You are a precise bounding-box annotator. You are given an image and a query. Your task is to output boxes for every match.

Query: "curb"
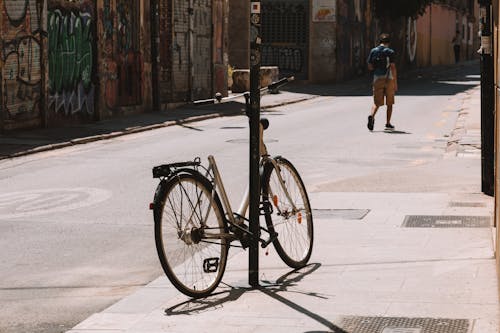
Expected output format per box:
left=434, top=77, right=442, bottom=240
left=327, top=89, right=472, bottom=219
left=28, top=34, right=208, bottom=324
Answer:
left=0, top=97, right=317, bottom=161
left=0, top=114, right=230, bottom=161
left=445, top=86, right=480, bottom=156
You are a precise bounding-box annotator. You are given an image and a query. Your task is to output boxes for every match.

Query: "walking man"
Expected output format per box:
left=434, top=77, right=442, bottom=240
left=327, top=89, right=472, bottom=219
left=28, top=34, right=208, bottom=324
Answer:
left=367, top=33, right=398, bottom=131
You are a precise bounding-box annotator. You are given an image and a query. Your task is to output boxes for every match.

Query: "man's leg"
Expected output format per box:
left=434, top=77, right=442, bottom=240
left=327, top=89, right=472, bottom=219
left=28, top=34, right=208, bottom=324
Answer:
left=385, top=79, right=395, bottom=128
left=386, top=104, right=393, bottom=124
left=368, top=79, right=385, bottom=130
left=367, top=105, right=378, bottom=131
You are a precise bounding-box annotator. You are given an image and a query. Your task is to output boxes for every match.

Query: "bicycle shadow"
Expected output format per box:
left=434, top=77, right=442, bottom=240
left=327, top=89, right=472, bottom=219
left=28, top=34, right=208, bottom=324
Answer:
left=164, top=263, right=348, bottom=333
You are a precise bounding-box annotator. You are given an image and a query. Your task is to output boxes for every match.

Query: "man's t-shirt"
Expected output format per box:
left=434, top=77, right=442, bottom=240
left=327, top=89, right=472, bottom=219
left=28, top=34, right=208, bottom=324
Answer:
left=367, top=45, right=396, bottom=81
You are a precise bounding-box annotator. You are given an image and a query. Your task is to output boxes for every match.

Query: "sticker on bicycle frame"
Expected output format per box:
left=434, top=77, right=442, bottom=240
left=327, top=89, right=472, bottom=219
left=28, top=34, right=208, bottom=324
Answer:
left=251, top=2, right=260, bottom=14
left=203, top=258, right=220, bottom=273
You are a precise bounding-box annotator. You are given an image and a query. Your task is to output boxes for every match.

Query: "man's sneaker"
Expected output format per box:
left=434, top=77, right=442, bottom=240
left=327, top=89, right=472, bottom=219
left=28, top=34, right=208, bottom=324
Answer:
left=367, top=115, right=374, bottom=131
left=385, top=123, right=395, bottom=131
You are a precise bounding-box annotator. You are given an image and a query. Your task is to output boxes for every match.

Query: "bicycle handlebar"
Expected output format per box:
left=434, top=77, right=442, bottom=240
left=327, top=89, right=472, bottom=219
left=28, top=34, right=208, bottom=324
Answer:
left=193, top=76, right=294, bottom=106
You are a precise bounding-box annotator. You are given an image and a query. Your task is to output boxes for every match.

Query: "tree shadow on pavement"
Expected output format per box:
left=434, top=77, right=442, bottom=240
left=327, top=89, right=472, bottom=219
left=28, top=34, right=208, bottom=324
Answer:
left=164, top=263, right=347, bottom=332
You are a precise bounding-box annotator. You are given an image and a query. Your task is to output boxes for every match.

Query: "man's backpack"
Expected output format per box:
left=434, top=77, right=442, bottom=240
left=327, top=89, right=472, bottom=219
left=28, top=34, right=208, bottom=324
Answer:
left=372, top=46, right=390, bottom=71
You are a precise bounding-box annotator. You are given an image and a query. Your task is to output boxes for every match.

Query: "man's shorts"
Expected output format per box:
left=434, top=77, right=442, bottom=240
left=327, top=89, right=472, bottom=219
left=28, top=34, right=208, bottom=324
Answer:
left=373, top=78, right=395, bottom=106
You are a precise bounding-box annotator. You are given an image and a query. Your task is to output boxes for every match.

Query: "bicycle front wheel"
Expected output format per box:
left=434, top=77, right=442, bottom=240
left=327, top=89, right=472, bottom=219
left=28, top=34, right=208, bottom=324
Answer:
left=262, top=157, right=313, bottom=268
left=153, top=172, right=228, bottom=298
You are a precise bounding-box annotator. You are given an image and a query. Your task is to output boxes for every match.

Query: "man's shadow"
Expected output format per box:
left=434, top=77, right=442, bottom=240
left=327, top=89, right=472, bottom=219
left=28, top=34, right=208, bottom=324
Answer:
left=164, top=263, right=347, bottom=333
left=372, top=129, right=411, bottom=134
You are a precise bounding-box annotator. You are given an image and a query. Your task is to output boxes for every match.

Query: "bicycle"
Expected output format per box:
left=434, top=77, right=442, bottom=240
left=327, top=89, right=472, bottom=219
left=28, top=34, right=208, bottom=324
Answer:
left=150, top=79, right=314, bottom=298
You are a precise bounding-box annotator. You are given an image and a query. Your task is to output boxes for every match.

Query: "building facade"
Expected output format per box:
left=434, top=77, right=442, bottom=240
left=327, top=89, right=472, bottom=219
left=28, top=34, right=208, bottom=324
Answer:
left=491, top=0, right=500, bottom=287
left=416, top=1, right=479, bottom=67
left=228, top=0, right=479, bottom=84
left=0, top=0, right=228, bottom=131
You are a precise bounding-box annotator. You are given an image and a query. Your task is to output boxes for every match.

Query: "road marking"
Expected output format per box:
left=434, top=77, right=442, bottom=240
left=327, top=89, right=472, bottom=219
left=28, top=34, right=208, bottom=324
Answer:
left=0, top=188, right=112, bottom=219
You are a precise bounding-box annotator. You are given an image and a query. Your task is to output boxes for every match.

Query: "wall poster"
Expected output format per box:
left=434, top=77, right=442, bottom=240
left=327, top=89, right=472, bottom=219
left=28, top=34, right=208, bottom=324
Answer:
left=312, top=0, right=336, bottom=22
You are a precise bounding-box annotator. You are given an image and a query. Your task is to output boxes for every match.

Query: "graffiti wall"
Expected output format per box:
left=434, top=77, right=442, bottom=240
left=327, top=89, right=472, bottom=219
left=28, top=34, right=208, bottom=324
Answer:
left=115, top=0, right=142, bottom=106
left=1, top=0, right=43, bottom=130
left=213, top=0, right=227, bottom=96
left=192, top=0, right=212, bottom=100
left=47, top=1, right=95, bottom=119
left=171, top=0, right=190, bottom=101
left=157, top=0, right=172, bottom=103
left=159, top=0, right=216, bottom=102
left=331, top=0, right=373, bottom=81
left=98, top=0, right=142, bottom=114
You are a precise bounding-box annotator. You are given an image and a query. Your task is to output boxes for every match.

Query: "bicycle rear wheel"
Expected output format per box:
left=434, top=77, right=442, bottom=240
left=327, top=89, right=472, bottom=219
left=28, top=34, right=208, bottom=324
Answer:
left=262, top=157, right=313, bottom=268
left=153, top=172, right=228, bottom=298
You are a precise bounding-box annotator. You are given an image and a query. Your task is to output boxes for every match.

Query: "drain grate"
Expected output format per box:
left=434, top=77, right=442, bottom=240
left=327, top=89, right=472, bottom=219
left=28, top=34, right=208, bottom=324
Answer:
left=339, top=316, right=470, bottom=333
left=402, top=215, right=491, bottom=228
left=448, top=202, right=486, bottom=208
left=312, top=209, right=370, bottom=220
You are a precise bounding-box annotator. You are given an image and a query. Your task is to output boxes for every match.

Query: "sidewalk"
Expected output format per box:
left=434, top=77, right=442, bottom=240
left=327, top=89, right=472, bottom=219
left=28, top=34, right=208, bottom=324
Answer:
left=66, top=65, right=498, bottom=333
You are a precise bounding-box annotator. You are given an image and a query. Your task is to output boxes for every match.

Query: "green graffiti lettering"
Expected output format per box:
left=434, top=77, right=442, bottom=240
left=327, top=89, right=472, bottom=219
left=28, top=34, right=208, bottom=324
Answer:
left=48, top=9, right=94, bottom=94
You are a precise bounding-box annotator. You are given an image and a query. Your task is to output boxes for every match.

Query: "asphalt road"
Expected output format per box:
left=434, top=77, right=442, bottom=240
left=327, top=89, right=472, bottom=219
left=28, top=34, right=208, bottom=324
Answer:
left=0, top=63, right=480, bottom=333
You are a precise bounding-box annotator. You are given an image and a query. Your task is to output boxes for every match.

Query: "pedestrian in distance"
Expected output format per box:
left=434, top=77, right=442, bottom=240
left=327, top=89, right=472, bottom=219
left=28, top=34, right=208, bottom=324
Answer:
left=367, top=33, right=398, bottom=132
left=452, top=30, right=461, bottom=63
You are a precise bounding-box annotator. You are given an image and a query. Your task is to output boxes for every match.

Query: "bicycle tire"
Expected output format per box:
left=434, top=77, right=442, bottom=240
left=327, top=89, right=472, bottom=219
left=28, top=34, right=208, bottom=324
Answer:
left=153, top=172, right=228, bottom=298
left=262, top=157, right=313, bottom=268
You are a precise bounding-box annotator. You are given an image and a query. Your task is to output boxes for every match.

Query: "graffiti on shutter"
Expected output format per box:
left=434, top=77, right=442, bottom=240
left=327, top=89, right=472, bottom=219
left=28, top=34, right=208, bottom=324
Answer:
left=171, top=0, right=190, bottom=101
left=158, top=0, right=173, bottom=102
left=192, top=0, right=212, bottom=100
left=1, top=0, right=42, bottom=129
left=115, top=0, right=142, bottom=106
left=47, top=3, right=96, bottom=117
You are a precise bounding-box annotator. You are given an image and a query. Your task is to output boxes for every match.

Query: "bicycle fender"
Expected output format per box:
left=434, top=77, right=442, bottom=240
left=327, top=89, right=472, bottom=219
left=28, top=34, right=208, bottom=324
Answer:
left=152, top=167, right=208, bottom=209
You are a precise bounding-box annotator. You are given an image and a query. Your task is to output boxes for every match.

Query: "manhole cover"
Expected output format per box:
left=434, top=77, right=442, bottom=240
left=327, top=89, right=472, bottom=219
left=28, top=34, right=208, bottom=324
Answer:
left=312, top=209, right=370, bottom=220
left=448, top=202, right=486, bottom=208
left=226, top=138, right=278, bottom=144
left=339, top=316, right=470, bottom=333
left=402, top=215, right=491, bottom=228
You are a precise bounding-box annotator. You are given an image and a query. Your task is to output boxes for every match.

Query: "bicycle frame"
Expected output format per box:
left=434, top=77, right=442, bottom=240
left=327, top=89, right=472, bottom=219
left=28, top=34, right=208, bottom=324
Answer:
left=206, top=123, right=299, bottom=229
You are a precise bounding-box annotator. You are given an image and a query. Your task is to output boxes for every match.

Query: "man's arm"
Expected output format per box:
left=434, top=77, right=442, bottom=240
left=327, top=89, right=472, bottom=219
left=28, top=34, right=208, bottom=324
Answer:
left=390, top=63, right=398, bottom=91
left=367, top=50, right=374, bottom=71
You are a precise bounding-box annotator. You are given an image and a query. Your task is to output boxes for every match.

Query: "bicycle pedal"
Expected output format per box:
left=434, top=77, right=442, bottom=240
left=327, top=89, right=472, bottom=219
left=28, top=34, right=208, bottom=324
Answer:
left=203, top=258, right=219, bottom=273
left=259, top=201, right=273, bottom=215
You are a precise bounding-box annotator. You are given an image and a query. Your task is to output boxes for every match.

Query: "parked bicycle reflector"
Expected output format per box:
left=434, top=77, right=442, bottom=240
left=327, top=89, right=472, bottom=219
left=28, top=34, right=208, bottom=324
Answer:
left=273, top=195, right=278, bottom=207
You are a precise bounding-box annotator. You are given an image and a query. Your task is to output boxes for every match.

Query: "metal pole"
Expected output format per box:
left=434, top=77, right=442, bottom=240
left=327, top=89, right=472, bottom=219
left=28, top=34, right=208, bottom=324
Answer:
left=248, top=1, right=261, bottom=287
left=479, top=0, right=494, bottom=196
